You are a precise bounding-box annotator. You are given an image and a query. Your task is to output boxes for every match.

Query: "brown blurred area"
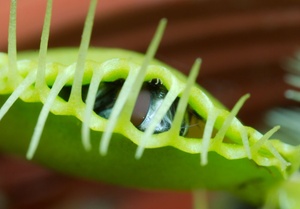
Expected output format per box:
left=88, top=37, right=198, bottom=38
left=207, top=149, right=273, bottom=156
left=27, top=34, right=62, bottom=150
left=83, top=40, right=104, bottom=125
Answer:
left=0, top=0, right=300, bottom=208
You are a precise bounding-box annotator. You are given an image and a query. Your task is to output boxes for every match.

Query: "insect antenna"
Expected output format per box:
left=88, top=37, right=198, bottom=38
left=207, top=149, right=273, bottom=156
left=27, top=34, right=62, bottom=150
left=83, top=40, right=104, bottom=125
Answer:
left=100, top=19, right=167, bottom=156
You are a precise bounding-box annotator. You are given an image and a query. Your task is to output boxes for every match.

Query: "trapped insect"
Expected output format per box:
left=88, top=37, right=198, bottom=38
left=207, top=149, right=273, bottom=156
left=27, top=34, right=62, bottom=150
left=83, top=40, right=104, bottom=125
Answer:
left=0, top=0, right=300, bottom=208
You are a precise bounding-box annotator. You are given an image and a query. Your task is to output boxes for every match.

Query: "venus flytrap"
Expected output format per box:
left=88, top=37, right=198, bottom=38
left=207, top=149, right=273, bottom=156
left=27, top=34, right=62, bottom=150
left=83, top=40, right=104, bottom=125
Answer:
left=1, top=0, right=300, bottom=208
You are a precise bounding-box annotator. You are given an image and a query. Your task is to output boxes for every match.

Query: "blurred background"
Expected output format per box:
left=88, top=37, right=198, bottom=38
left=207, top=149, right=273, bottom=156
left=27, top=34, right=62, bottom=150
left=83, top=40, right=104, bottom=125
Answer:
left=0, top=0, right=300, bottom=208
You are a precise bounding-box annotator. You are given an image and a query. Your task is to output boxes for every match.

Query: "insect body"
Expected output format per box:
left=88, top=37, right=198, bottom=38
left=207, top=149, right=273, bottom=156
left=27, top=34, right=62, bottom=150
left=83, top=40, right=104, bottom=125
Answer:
left=0, top=0, right=300, bottom=208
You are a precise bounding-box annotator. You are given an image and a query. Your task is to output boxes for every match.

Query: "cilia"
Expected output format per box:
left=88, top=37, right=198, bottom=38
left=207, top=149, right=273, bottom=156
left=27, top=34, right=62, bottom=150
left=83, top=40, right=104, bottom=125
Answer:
left=0, top=0, right=300, bottom=208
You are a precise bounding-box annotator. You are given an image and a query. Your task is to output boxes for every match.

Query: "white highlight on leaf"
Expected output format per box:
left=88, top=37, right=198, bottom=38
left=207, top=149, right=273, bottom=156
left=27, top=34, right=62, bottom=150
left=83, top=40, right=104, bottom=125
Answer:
left=0, top=72, right=36, bottom=121
left=26, top=71, right=70, bottom=160
left=69, top=0, right=97, bottom=104
left=100, top=19, right=167, bottom=156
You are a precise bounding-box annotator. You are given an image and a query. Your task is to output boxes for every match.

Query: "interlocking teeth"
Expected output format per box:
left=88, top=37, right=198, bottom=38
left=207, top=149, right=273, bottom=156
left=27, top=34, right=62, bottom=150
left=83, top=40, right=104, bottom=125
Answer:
left=99, top=19, right=167, bottom=156
left=201, top=94, right=251, bottom=166
left=0, top=0, right=290, bottom=173
left=135, top=59, right=201, bottom=159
